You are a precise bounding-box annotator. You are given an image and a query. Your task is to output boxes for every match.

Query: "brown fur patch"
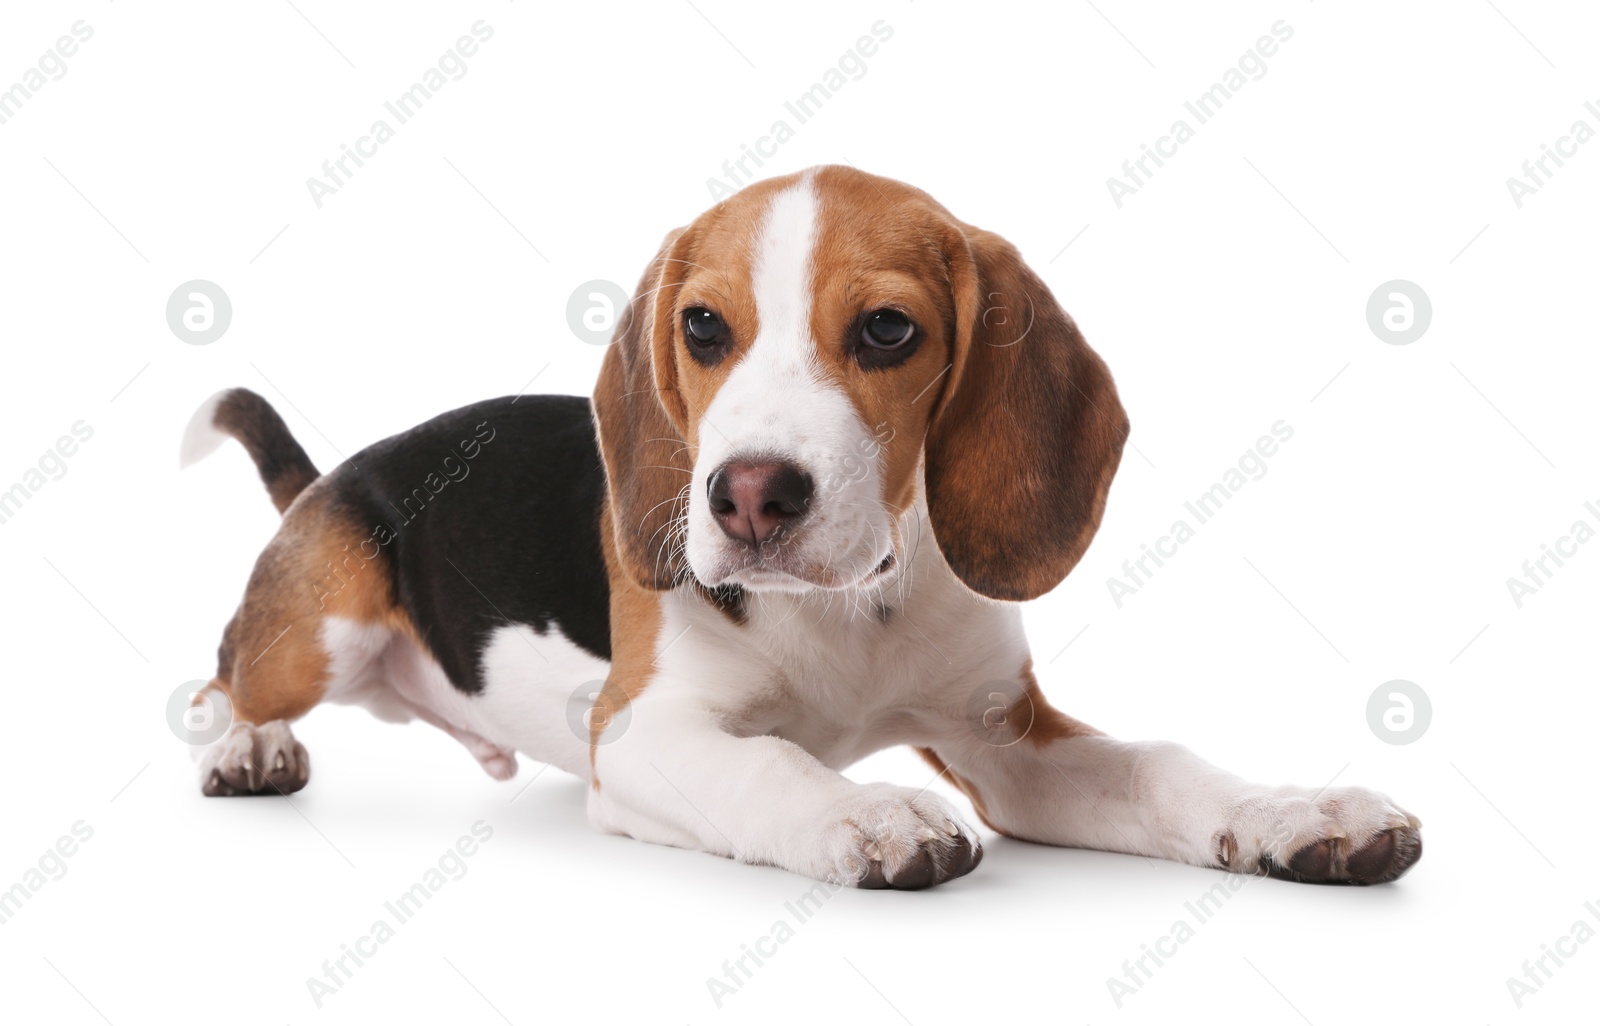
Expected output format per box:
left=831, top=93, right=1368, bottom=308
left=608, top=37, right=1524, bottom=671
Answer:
left=926, top=220, right=1129, bottom=601
left=590, top=495, right=667, bottom=779
left=1015, top=659, right=1102, bottom=748
left=916, top=747, right=1008, bottom=836
left=806, top=168, right=962, bottom=521
left=211, top=488, right=409, bottom=725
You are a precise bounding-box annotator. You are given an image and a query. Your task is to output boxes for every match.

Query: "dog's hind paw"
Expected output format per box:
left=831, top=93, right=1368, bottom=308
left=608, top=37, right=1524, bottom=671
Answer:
left=200, top=720, right=310, bottom=796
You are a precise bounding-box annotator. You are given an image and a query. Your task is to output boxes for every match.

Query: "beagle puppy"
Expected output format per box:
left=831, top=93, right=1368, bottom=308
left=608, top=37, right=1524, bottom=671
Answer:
left=181, top=165, right=1421, bottom=889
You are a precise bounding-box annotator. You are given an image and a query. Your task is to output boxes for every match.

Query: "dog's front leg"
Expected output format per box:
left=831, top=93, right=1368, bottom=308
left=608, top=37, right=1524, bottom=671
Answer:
left=922, top=693, right=1422, bottom=884
left=587, top=686, right=982, bottom=889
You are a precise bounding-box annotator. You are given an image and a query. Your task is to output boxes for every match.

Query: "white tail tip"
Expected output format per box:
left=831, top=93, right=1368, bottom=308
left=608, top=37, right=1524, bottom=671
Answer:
left=179, top=390, right=231, bottom=469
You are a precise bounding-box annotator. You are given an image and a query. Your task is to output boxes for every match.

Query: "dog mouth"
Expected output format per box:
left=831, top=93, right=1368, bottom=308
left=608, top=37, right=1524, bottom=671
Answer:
left=712, top=547, right=897, bottom=593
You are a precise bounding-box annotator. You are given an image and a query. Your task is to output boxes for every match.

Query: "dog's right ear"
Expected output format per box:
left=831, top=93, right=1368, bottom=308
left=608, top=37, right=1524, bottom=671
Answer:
left=593, top=227, right=698, bottom=590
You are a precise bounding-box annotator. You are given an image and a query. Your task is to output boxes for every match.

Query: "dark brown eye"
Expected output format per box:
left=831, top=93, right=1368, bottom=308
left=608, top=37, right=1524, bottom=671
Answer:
left=683, top=307, right=729, bottom=364
left=863, top=309, right=914, bottom=349
left=854, top=309, right=919, bottom=368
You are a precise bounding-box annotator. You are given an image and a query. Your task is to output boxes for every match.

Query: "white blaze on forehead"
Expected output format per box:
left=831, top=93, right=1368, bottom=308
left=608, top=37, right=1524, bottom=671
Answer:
left=750, top=177, right=819, bottom=352
left=697, top=177, right=832, bottom=454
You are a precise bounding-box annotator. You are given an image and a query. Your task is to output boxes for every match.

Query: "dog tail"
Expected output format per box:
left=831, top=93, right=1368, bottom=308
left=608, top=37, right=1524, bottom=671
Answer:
left=180, top=388, right=320, bottom=514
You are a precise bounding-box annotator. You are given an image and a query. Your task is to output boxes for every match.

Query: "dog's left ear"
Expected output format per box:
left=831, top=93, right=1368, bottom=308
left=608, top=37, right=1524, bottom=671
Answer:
left=924, top=225, right=1129, bottom=601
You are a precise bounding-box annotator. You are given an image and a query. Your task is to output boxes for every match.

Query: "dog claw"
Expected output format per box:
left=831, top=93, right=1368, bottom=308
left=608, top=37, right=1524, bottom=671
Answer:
left=200, top=721, right=310, bottom=797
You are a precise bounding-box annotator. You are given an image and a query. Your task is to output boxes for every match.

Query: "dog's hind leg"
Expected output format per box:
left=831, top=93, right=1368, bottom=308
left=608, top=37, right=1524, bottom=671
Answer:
left=196, top=597, right=325, bottom=798
left=194, top=492, right=400, bottom=797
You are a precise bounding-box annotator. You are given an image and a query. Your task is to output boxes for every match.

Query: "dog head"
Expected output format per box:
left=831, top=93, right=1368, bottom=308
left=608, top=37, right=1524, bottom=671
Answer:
left=593, top=166, right=1128, bottom=602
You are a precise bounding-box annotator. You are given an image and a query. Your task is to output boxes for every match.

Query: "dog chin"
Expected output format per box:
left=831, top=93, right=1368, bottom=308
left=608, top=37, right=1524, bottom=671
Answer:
left=722, top=568, right=819, bottom=594
left=693, top=546, right=898, bottom=595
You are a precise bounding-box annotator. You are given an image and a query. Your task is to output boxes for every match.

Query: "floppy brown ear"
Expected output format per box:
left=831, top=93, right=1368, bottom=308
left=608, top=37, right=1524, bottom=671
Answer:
left=592, top=228, right=696, bottom=590
left=924, top=226, right=1129, bottom=601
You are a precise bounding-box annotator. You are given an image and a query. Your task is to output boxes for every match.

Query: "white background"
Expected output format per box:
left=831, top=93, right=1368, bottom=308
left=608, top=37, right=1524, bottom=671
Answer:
left=1, top=1, right=1596, bottom=1023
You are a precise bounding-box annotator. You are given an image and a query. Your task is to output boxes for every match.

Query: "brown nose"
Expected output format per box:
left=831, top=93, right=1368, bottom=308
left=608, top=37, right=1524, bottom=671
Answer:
left=707, top=459, right=814, bottom=546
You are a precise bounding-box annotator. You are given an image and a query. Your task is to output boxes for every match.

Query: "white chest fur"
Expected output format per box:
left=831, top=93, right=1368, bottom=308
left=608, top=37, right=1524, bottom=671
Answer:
left=649, top=527, right=1029, bottom=770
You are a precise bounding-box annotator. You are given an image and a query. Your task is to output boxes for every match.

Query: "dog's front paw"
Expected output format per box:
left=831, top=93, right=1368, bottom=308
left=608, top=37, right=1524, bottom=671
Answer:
left=200, top=720, right=310, bottom=796
left=818, top=785, right=982, bottom=890
left=1215, top=785, right=1421, bottom=885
